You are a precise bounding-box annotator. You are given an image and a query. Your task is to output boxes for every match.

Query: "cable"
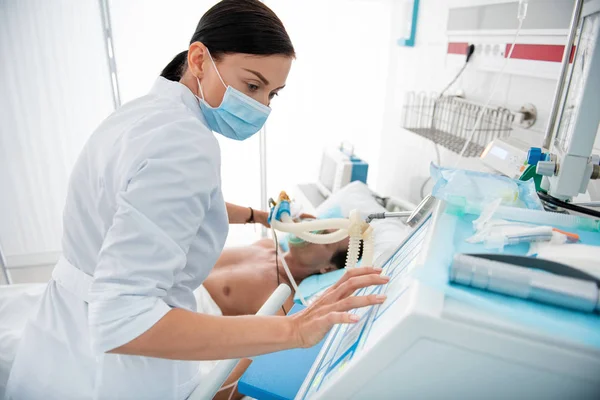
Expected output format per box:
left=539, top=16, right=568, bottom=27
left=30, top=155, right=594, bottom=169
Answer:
left=420, top=141, right=442, bottom=200
left=439, top=44, right=475, bottom=98
left=216, top=381, right=239, bottom=394
left=438, top=63, right=467, bottom=98
left=572, top=201, right=600, bottom=208
left=453, top=18, right=525, bottom=168
left=272, top=229, right=287, bottom=315
left=227, top=381, right=238, bottom=400
left=420, top=45, right=474, bottom=200
left=373, top=194, right=390, bottom=208
left=537, top=191, right=600, bottom=218
left=271, top=225, right=307, bottom=306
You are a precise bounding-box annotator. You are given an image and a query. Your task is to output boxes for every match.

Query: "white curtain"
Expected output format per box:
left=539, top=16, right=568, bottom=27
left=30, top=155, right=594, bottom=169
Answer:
left=0, top=0, right=115, bottom=267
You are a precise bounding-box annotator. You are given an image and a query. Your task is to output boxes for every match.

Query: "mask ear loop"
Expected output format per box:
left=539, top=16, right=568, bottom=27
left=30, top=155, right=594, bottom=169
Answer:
left=195, top=77, right=205, bottom=101
left=195, top=47, right=226, bottom=102
left=205, top=48, right=227, bottom=88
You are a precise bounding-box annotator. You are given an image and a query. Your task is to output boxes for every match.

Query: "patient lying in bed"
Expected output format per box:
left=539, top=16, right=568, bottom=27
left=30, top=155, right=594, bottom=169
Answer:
left=198, top=233, right=360, bottom=400
left=0, top=236, right=360, bottom=400
left=200, top=232, right=360, bottom=317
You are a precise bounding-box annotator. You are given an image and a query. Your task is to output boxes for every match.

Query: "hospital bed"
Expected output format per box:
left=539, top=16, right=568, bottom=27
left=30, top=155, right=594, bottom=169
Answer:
left=0, top=182, right=409, bottom=399
left=239, top=190, right=600, bottom=399
left=0, top=283, right=46, bottom=397
left=0, top=283, right=227, bottom=398
left=0, top=282, right=285, bottom=400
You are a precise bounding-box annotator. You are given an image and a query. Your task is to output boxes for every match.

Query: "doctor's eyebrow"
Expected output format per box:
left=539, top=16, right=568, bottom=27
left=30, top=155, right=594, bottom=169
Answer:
left=242, top=68, right=270, bottom=85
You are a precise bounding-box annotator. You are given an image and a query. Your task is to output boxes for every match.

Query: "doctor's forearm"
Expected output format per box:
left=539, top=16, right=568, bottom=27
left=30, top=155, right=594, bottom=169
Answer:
left=225, top=202, right=253, bottom=224
left=110, top=308, right=297, bottom=360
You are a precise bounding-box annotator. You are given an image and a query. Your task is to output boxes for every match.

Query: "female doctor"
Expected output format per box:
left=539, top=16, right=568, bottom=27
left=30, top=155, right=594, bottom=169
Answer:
left=6, top=1, right=388, bottom=399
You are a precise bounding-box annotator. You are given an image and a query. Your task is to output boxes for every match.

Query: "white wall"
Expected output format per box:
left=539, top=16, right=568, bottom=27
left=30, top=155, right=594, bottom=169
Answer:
left=375, top=0, right=599, bottom=205
left=109, top=0, right=394, bottom=243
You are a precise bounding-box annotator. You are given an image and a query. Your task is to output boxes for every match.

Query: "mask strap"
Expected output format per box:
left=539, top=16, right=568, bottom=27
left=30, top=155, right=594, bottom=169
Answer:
left=196, top=77, right=205, bottom=100
left=205, top=48, right=227, bottom=88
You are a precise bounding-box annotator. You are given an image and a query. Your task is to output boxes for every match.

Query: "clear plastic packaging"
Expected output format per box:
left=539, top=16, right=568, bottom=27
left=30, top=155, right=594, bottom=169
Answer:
left=488, top=207, right=599, bottom=232
left=447, top=201, right=600, bottom=232
left=518, top=0, right=529, bottom=21
left=431, top=164, right=544, bottom=211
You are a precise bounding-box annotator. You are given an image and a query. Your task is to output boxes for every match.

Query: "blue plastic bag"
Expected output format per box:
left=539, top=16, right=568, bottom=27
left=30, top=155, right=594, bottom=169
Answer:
left=431, top=164, right=543, bottom=210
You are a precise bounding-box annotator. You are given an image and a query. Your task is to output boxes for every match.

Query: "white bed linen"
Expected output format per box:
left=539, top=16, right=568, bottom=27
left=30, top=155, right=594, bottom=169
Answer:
left=0, top=283, right=224, bottom=398
left=0, top=283, right=47, bottom=398
left=315, top=181, right=412, bottom=265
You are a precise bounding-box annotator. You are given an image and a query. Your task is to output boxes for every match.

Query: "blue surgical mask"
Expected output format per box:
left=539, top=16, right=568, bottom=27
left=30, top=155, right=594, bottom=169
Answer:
left=195, top=50, right=271, bottom=140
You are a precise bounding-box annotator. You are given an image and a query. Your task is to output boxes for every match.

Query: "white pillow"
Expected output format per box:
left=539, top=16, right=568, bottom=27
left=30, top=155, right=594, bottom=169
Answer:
left=294, top=182, right=413, bottom=303
left=315, top=181, right=412, bottom=266
left=315, top=181, right=385, bottom=219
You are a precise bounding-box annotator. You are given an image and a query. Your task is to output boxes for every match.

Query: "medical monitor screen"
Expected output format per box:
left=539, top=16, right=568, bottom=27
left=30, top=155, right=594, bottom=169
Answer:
left=489, top=146, right=508, bottom=160
left=298, top=216, right=431, bottom=400
left=319, top=153, right=337, bottom=193
left=555, top=11, right=599, bottom=152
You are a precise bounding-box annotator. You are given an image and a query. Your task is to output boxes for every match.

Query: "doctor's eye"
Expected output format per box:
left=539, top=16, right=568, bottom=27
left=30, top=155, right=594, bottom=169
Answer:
left=269, top=92, right=279, bottom=100
left=247, top=83, right=259, bottom=92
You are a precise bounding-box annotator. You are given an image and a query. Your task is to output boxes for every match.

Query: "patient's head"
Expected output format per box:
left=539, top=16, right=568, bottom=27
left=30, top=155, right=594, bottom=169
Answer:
left=287, top=230, right=363, bottom=276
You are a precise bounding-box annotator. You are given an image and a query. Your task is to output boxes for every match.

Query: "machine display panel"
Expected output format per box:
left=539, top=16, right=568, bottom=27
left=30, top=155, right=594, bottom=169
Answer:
left=298, top=216, right=431, bottom=400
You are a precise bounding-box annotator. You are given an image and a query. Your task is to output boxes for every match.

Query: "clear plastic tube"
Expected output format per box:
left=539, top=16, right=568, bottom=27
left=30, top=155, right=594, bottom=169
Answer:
left=453, top=203, right=600, bottom=231
left=271, top=226, right=307, bottom=306
left=493, top=207, right=600, bottom=231
left=453, top=18, right=525, bottom=167
left=518, top=0, right=529, bottom=22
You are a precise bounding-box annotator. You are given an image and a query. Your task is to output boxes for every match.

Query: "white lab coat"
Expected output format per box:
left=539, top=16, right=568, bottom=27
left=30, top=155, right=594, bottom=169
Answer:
left=5, top=77, right=229, bottom=399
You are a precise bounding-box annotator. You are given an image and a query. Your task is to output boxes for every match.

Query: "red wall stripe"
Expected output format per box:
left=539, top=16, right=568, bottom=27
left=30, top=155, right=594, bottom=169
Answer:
left=447, top=42, right=576, bottom=63
left=504, top=44, right=576, bottom=63
left=447, top=42, right=469, bottom=55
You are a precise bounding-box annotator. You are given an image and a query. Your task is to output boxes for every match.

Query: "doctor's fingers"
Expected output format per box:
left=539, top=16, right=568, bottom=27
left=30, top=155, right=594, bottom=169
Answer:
left=324, top=274, right=390, bottom=302
left=292, top=311, right=365, bottom=348
left=328, top=267, right=384, bottom=292
left=321, top=312, right=364, bottom=326
left=321, top=294, right=386, bottom=316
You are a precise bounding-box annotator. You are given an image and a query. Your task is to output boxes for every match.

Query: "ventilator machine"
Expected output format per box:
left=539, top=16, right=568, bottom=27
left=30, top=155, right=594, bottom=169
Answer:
left=242, top=1, right=600, bottom=399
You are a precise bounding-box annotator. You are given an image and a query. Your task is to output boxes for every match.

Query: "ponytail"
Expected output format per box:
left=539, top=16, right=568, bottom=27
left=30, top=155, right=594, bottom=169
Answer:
left=160, top=50, right=188, bottom=81
left=160, top=0, right=294, bottom=82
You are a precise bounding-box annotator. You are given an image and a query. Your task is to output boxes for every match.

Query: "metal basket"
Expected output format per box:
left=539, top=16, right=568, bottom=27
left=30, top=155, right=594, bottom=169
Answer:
left=402, top=92, right=516, bottom=157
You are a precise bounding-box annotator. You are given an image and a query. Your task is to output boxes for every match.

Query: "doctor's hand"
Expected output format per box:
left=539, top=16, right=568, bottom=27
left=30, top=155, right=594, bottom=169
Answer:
left=289, top=267, right=389, bottom=349
left=253, top=210, right=316, bottom=228
left=253, top=209, right=271, bottom=228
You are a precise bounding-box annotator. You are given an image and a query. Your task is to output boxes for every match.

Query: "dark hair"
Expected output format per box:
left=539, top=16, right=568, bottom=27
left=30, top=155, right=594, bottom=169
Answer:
left=330, top=240, right=364, bottom=270
left=161, top=0, right=295, bottom=81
